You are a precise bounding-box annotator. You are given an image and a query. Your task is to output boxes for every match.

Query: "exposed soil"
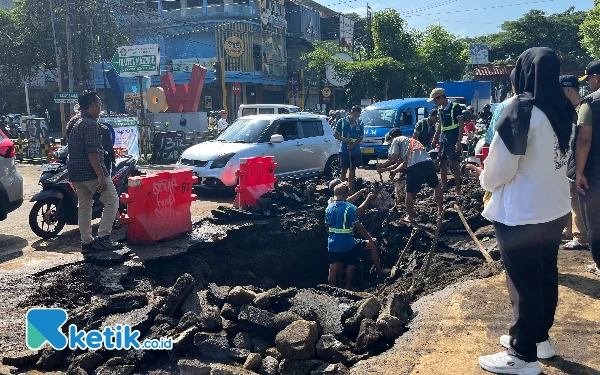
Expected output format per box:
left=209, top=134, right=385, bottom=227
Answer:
left=0, top=174, right=505, bottom=374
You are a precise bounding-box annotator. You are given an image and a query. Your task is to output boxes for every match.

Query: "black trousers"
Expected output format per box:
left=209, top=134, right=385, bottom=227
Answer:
left=493, top=215, right=569, bottom=363
left=579, top=187, right=600, bottom=268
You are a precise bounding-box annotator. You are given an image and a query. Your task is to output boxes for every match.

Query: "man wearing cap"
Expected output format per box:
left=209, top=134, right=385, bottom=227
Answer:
left=560, top=75, right=589, bottom=251
left=413, top=108, right=439, bottom=150
left=334, top=105, right=365, bottom=194
left=327, top=179, right=377, bottom=216
left=377, top=128, right=443, bottom=223
left=577, top=61, right=600, bottom=277
left=325, top=183, right=386, bottom=289
left=430, top=88, right=464, bottom=195
left=217, top=110, right=229, bottom=133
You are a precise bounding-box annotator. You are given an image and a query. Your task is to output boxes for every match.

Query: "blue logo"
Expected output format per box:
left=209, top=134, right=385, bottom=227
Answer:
left=26, top=308, right=68, bottom=350
left=26, top=308, right=172, bottom=351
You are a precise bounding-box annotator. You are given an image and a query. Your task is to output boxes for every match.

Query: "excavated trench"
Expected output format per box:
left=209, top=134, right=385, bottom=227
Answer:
left=3, top=177, right=502, bottom=375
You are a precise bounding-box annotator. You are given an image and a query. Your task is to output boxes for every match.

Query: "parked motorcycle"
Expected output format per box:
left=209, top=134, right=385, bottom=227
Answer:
left=29, top=146, right=143, bottom=239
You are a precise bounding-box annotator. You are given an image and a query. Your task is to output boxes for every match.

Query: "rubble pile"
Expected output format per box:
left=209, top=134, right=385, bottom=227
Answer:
left=2, top=176, right=501, bottom=374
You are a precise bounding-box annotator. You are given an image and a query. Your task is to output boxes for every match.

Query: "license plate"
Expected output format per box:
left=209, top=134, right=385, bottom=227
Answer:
left=40, top=164, right=60, bottom=172
left=361, top=148, right=374, bottom=154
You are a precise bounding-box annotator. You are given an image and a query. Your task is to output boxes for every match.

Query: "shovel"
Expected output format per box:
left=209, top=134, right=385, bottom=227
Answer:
left=390, top=227, right=420, bottom=279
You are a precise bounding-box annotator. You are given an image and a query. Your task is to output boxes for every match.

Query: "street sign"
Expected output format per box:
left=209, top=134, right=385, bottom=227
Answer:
left=323, top=97, right=331, bottom=103
left=360, top=99, right=372, bottom=106
left=232, top=82, right=242, bottom=96
left=322, top=87, right=331, bottom=98
left=53, top=92, right=79, bottom=104
left=111, top=44, right=160, bottom=78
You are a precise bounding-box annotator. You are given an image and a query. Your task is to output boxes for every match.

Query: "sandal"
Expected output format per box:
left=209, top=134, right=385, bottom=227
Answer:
left=584, top=264, right=600, bottom=277
left=563, top=240, right=588, bottom=250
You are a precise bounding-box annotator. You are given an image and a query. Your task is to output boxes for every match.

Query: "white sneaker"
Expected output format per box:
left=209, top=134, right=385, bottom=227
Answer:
left=478, top=351, right=542, bottom=375
left=500, top=335, right=556, bottom=359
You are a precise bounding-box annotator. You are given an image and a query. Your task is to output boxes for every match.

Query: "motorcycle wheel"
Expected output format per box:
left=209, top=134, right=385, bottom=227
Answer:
left=29, top=198, right=66, bottom=239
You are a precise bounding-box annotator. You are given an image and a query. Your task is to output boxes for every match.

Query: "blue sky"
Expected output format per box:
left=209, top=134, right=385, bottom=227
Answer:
left=327, top=0, right=594, bottom=37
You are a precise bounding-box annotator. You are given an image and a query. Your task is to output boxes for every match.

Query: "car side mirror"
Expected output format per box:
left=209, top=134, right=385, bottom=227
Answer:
left=269, top=134, right=284, bottom=144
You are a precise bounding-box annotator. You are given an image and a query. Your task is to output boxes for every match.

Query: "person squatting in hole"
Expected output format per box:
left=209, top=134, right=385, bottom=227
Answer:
left=325, top=183, right=387, bottom=289
left=377, top=128, right=443, bottom=223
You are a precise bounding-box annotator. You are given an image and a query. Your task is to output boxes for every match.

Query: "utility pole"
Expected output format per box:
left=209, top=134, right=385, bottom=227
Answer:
left=366, top=3, right=374, bottom=100
left=49, top=0, right=66, bottom=136
left=65, top=0, right=74, bottom=93
left=90, top=19, right=96, bottom=91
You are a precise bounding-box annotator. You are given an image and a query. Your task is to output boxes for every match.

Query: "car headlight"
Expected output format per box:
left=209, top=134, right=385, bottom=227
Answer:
left=210, top=153, right=236, bottom=169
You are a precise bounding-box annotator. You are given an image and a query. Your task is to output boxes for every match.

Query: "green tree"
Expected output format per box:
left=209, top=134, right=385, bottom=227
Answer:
left=371, top=9, right=416, bottom=62
left=581, top=0, right=600, bottom=59
left=418, top=25, right=469, bottom=82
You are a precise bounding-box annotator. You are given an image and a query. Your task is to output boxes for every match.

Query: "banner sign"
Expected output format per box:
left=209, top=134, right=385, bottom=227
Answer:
left=101, top=116, right=138, bottom=128
left=113, top=126, right=140, bottom=158
left=111, top=44, right=160, bottom=78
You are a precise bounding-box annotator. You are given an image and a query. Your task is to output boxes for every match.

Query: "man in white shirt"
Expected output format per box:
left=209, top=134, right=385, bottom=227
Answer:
left=217, top=110, right=229, bottom=133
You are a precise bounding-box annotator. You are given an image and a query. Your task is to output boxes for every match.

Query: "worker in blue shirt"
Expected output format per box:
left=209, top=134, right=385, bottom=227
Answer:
left=325, top=183, right=386, bottom=289
left=334, top=105, right=365, bottom=194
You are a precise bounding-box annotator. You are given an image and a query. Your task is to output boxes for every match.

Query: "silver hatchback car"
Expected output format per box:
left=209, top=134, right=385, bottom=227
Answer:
left=176, top=114, right=340, bottom=189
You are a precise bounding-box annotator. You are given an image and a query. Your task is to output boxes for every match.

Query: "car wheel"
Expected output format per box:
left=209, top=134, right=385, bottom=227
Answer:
left=29, top=198, right=65, bottom=239
left=324, top=156, right=341, bottom=179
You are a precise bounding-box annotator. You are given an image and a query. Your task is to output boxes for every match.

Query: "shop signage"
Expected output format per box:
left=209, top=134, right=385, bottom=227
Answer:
left=304, top=78, right=320, bottom=89
left=232, top=82, right=242, bottom=96
left=111, top=44, right=160, bottom=78
left=224, top=37, right=245, bottom=58
left=172, top=58, right=217, bottom=72
left=53, top=92, right=79, bottom=104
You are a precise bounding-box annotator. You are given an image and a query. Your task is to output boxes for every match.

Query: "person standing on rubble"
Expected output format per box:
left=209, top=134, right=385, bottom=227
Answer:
left=468, top=47, right=575, bottom=375
left=377, top=128, right=443, bottom=223
left=334, top=105, right=364, bottom=194
left=325, top=183, right=386, bottom=289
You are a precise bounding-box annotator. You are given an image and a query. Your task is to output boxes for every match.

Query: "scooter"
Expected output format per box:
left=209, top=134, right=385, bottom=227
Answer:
left=29, top=146, right=143, bottom=239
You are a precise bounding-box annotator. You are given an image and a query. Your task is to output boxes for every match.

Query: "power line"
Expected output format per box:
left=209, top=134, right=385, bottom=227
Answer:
left=404, top=0, right=558, bottom=18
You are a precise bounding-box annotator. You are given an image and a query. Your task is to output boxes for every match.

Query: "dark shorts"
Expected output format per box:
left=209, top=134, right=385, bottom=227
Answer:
left=329, top=240, right=367, bottom=265
left=339, top=153, right=362, bottom=169
left=438, top=141, right=460, bottom=162
left=406, top=161, right=440, bottom=194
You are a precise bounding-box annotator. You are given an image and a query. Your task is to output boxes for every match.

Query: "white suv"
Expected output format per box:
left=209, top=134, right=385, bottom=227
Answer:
left=177, top=114, right=340, bottom=189
left=0, top=129, right=23, bottom=220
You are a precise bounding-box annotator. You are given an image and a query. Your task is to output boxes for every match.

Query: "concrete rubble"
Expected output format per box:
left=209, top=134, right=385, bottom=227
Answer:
left=2, top=176, right=501, bottom=374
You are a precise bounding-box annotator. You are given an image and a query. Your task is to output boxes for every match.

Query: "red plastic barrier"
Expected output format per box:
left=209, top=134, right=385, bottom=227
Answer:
left=120, top=169, right=198, bottom=244
left=476, top=147, right=490, bottom=169
left=234, top=156, right=277, bottom=208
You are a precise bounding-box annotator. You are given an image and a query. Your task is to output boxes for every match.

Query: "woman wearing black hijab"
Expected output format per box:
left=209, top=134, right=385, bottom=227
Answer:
left=468, top=47, right=576, bottom=375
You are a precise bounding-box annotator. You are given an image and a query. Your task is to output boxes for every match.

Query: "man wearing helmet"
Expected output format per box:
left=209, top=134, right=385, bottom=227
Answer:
left=478, top=103, right=493, bottom=123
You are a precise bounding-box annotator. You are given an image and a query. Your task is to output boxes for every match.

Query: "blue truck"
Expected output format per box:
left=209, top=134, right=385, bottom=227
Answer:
left=437, top=81, right=492, bottom=113
left=358, top=98, right=437, bottom=163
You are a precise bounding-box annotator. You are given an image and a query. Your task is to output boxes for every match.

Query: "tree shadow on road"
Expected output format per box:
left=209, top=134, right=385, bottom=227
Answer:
left=541, top=356, right=600, bottom=375
left=558, top=272, right=600, bottom=299
left=0, top=234, right=27, bottom=264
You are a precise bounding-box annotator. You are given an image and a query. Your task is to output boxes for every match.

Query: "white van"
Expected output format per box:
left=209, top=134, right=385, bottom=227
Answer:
left=238, top=104, right=301, bottom=118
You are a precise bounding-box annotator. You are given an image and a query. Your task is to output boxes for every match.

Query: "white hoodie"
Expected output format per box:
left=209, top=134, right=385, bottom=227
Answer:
left=480, top=100, right=571, bottom=226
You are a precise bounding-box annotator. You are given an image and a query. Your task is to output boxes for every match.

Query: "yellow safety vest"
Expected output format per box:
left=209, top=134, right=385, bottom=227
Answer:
left=342, top=118, right=359, bottom=142
left=440, top=102, right=460, bottom=132
left=328, top=202, right=354, bottom=234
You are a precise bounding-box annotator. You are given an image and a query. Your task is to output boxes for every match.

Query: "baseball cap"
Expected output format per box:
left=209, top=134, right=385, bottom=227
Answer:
left=579, top=60, right=600, bottom=82
left=559, top=75, right=579, bottom=89
left=333, top=182, right=350, bottom=198
left=427, top=88, right=445, bottom=102
left=328, top=178, right=343, bottom=191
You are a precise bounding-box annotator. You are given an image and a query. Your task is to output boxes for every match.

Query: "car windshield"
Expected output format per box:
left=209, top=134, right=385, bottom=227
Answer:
left=287, top=107, right=300, bottom=113
left=216, top=118, right=271, bottom=143
left=359, top=109, right=398, bottom=127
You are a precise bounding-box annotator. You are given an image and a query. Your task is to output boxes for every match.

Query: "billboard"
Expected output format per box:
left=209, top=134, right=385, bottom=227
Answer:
left=469, top=44, right=489, bottom=65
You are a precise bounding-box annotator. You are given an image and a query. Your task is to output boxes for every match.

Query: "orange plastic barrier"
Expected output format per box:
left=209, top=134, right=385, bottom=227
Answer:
left=476, top=147, right=490, bottom=169
left=120, top=169, right=198, bottom=244
left=233, top=156, right=277, bottom=208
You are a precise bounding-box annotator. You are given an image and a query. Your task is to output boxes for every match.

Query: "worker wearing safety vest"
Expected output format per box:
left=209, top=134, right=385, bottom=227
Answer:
left=325, top=182, right=386, bottom=289
left=334, top=105, right=365, bottom=194
left=413, top=108, right=439, bottom=149
left=378, top=128, right=443, bottom=223
left=430, top=88, right=464, bottom=195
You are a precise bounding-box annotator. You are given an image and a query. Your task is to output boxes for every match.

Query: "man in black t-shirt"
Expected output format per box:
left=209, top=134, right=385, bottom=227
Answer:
left=413, top=108, right=438, bottom=149
left=429, top=88, right=464, bottom=195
